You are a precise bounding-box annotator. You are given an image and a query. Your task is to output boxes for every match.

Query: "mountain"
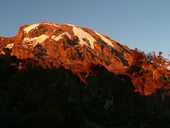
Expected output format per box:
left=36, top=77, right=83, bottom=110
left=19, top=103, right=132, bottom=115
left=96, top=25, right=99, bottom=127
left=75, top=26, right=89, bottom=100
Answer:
left=0, top=22, right=133, bottom=81
left=0, top=22, right=170, bottom=96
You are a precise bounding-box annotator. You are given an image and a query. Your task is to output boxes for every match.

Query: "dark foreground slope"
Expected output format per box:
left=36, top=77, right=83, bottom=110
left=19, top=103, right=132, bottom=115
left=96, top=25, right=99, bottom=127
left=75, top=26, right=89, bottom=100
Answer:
left=1, top=55, right=170, bottom=128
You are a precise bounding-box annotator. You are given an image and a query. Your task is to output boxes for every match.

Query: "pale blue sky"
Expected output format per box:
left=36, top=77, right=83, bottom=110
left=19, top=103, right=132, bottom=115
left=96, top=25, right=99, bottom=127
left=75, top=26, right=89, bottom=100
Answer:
left=0, top=0, right=170, bottom=58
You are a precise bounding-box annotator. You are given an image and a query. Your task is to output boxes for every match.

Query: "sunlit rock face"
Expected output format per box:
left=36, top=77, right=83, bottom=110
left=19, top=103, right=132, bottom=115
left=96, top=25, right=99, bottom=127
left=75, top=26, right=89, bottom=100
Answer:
left=0, top=22, right=133, bottom=82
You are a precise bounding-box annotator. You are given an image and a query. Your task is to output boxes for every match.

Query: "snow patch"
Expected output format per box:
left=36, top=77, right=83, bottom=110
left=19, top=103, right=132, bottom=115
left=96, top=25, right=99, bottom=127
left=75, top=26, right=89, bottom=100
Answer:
left=23, top=34, right=49, bottom=47
left=66, top=24, right=75, bottom=27
left=73, top=27, right=96, bottom=48
left=167, top=66, right=170, bottom=70
left=51, top=32, right=72, bottom=41
left=24, top=23, right=40, bottom=33
left=5, top=43, right=14, bottom=49
left=95, top=32, right=114, bottom=47
left=23, top=23, right=60, bottom=34
left=0, top=51, right=5, bottom=55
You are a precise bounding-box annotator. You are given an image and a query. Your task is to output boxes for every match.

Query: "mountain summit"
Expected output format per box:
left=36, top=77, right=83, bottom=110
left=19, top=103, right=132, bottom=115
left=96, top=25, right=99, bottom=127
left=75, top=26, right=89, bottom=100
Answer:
left=0, top=22, right=133, bottom=81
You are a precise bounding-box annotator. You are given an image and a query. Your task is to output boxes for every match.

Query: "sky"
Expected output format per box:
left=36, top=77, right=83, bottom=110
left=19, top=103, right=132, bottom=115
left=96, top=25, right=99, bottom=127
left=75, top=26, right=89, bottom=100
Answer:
left=0, top=0, right=170, bottom=58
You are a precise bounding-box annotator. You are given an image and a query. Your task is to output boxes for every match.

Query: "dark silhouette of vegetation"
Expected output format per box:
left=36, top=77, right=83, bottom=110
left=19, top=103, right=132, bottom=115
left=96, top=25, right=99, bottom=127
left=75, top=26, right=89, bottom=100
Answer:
left=1, top=53, right=170, bottom=128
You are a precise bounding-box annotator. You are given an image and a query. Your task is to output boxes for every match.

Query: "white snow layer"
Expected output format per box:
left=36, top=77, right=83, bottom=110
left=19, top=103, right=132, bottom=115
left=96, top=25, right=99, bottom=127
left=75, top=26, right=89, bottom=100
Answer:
left=23, top=34, right=49, bottom=47
left=73, top=27, right=96, bottom=49
left=66, top=24, right=75, bottom=26
left=24, top=23, right=60, bottom=34
left=24, top=23, right=40, bottom=33
left=95, top=32, right=114, bottom=47
left=5, top=43, right=14, bottom=49
left=51, top=32, right=72, bottom=41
